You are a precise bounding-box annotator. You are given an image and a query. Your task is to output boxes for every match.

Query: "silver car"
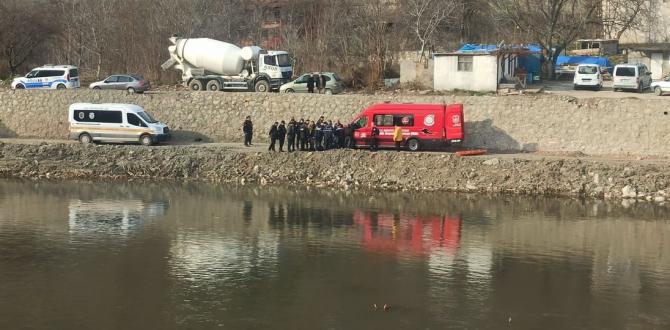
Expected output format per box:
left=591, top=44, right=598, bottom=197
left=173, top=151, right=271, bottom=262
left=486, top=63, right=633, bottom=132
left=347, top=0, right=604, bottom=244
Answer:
left=90, top=74, right=151, bottom=93
left=279, top=72, right=345, bottom=94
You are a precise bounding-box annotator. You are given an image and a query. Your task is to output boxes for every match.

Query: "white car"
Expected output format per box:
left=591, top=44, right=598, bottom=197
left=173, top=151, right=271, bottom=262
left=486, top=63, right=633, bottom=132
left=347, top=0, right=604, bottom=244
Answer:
left=573, top=64, right=603, bottom=90
left=651, top=76, right=670, bottom=96
left=11, top=65, right=80, bottom=90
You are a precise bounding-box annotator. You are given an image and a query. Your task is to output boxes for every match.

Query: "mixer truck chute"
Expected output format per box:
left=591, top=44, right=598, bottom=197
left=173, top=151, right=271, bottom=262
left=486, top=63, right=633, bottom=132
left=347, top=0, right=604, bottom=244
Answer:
left=162, top=36, right=293, bottom=92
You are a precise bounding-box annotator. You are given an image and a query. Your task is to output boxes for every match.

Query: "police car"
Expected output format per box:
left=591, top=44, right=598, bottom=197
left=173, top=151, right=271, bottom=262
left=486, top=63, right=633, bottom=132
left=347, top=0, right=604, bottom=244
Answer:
left=11, top=65, right=80, bottom=90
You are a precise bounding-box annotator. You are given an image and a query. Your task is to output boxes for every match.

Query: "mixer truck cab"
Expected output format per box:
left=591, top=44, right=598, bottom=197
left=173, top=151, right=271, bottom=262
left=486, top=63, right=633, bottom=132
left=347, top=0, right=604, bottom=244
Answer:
left=163, top=36, right=293, bottom=93
left=68, top=103, right=170, bottom=146
left=350, top=103, right=464, bottom=151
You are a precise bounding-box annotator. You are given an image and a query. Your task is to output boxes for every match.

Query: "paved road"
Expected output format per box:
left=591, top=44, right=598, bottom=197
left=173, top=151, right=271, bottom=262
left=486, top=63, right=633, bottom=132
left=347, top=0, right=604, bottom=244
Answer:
left=542, top=80, right=668, bottom=100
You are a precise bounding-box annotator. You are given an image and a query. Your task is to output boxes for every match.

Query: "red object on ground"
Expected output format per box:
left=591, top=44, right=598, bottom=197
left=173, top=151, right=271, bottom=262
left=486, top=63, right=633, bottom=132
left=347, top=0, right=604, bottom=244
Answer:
left=455, top=149, right=487, bottom=157
left=350, top=103, right=464, bottom=151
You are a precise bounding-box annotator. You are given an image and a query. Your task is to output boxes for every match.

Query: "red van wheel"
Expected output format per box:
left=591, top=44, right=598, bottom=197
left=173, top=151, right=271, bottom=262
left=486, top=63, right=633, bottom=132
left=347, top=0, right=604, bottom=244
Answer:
left=407, top=139, right=420, bottom=151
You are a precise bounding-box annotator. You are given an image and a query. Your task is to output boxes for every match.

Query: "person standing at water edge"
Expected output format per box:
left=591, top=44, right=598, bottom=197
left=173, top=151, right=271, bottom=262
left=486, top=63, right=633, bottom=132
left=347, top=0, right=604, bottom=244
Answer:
left=287, top=118, right=296, bottom=152
left=268, top=122, right=278, bottom=152
left=278, top=121, right=287, bottom=152
left=370, top=125, right=380, bottom=151
left=393, top=125, right=403, bottom=151
left=243, top=116, right=253, bottom=146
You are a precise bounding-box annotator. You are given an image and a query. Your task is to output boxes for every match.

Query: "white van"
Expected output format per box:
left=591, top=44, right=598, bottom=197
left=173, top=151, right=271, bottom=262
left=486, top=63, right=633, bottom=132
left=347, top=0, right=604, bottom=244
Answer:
left=573, top=64, right=603, bottom=90
left=11, top=65, right=80, bottom=90
left=613, top=63, right=652, bottom=92
left=68, top=103, right=170, bottom=146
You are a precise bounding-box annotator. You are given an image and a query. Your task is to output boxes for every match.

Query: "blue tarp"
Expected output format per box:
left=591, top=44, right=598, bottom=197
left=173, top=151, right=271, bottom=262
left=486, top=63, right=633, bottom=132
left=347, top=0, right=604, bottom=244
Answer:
left=556, top=55, right=612, bottom=68
left=457, top=43, right=543, bottom=54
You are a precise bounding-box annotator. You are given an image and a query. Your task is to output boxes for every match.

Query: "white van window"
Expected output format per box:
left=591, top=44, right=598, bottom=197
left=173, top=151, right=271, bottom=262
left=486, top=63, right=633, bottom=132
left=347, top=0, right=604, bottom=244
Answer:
left=578, top=66, right=598, bottom=74
left=73, top=110, right=122, bottom=123
left=127, top=113, right=147, bottom=127
left=37, top=70, right=64, bottom=78
left=137, top=111, right=158, bottom=123
left=69, top=68, right=79, bottom=77
left=616, top=67, right=636, bottom=77
left=26, top=71, right=39, bottom=78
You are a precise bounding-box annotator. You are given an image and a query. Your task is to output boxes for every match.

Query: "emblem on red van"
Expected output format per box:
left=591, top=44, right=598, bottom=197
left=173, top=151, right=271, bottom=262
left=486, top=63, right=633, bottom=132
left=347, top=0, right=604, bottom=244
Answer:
left=424, top=114, right=435, bottom=126
left=401, top=116, right=410, bottom=125
left=452, top=115, right=461, bottom=127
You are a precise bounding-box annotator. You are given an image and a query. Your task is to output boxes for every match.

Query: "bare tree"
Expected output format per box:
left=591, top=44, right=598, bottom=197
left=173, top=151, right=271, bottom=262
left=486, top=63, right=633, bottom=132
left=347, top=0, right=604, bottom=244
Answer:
left=492, top=0, right=600, bottom=79
left=0, top=1, right=55, bottom=76
left=403, top=0, right=457, bottom=60
left=601, top=0, right=651, bottom=40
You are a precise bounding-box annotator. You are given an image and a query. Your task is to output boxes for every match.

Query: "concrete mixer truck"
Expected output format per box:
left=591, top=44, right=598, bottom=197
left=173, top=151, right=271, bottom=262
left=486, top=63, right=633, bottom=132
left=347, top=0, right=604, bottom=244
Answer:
left=161, top=36, right=293, bottom=92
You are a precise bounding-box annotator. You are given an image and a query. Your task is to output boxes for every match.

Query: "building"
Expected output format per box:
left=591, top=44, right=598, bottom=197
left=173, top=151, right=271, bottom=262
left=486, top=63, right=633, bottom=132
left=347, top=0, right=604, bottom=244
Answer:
left=433, top=44, right=541, bottom=93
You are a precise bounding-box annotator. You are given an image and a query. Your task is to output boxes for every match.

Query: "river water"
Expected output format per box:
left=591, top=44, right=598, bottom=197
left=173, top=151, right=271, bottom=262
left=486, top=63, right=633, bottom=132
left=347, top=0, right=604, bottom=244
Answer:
left=0, top=180, right=668, bottom=329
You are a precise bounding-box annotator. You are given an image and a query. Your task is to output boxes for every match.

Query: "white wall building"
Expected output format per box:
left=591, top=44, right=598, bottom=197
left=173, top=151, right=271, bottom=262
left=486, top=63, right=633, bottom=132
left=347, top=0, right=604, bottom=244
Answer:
left=433, top=52, right=519, bottom=92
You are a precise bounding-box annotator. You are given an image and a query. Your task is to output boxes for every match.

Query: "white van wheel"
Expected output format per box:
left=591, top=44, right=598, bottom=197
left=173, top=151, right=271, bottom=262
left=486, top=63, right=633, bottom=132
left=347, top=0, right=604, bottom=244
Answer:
left=285, top=88, right=295, bottom=93
left=56, top=84, right=66, bottom=90
left=407, top=139, right=420, bottom=152
left=140, top=134, right=153, bottom=146
left=15, top=84, right=25, bottom=89
left=655, top=87, right=663, bottom=96
left=79, top=133, right=92, bottom=145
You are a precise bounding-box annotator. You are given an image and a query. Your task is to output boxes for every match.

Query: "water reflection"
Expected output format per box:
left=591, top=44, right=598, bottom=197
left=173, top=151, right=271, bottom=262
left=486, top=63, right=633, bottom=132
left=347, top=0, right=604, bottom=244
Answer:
left=0, top=180, right=669, bottom=329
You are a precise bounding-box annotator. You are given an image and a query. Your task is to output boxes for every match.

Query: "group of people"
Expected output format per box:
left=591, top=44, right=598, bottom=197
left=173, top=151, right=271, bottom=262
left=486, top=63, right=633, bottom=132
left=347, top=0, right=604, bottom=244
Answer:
left=307, top=73, right=328, bottom=94
left=267, top=116, right=351, bottom=152
left=242, top=115, right=405, bottom=152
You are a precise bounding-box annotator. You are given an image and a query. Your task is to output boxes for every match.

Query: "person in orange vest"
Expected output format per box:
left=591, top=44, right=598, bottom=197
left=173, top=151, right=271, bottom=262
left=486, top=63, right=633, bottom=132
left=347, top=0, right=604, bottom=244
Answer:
left=393, top=125, right=403, bottom=151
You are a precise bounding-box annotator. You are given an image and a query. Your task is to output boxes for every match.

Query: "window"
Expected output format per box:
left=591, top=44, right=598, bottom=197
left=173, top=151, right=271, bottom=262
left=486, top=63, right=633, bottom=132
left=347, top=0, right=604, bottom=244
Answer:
left=26, top=71, right=38, bottom=78
left=374, top=114, right=414, bottom=127
left=118, top=76, right=132, bottom=83
left=137, top=111, right=157, bottom=123
left=457, top=56, right=473, bottom=72
left=615, top=67, right=636, bottom=77
left=295, top=74, right=309, bottom=84
left=105, top=76, right=118, bottom=83
left=578, top=66, right=598, bottom=74
left=73, top=110, right=122, bottom=123
left=69, top=68, right=79, bottom=77
left=333, top=73, right=342, bottom=82
left=277, top=54, right=291, bottom=67
left=354, top=116, right=368, bottom=128
left=131, top=75, right=143, bottom=80
left=265, top=55, right=277, bottom=66
left=41, top=70, right=64, bottom=77
left=127, top=113, right=146, bottom=127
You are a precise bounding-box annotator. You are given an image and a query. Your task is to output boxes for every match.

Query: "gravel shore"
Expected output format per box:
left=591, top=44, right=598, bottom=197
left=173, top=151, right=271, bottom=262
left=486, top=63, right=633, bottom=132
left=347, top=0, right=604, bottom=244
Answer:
left=1, top=141, right=669, bottom=203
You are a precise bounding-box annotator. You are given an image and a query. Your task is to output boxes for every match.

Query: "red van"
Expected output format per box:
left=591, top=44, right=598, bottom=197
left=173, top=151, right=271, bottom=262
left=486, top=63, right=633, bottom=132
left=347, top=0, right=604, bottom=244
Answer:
left=350, top=103, right=464, bottom=151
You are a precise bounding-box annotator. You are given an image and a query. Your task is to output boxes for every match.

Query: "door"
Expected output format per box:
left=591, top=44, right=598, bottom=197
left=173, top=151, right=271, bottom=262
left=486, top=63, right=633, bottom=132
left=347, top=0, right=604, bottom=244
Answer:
left=293, top=74, right=309, bottom=92
left=352, top=116, right=370, bottom=147
left=117, top=76, right=132, bottom=90
left=651, top=53, right=663, bottom=80
left=24, top=70, right=40, bottom=89
left=126, top=112, right=148, bottom=142
left=372, top=114, right=396, bottom=147
left=102, top=76, right=119, bottom=90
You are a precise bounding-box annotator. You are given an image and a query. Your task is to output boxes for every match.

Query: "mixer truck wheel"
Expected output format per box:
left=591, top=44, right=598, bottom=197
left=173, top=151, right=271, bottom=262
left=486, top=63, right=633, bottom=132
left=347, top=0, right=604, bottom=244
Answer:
left=206, top=80, right=221, bottom=92
left=188, top=79, right=204, bottom=91
left=254, top=80, right=270, bottom=93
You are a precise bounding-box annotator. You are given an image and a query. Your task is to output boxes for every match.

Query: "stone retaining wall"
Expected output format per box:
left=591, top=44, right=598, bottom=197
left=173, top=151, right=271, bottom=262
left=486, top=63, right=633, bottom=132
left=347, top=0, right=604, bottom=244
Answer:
left=0, top=90, right=668, bottom=156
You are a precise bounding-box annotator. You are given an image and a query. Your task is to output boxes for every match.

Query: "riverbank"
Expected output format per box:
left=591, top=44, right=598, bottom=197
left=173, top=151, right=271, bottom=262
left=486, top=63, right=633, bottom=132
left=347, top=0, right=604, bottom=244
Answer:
left=1, top=141, right=668, bottom=203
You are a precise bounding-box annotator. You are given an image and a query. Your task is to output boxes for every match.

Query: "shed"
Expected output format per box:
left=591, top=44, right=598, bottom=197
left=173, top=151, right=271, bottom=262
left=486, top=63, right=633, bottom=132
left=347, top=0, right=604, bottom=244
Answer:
left=433, top=44, right=541, bottom=92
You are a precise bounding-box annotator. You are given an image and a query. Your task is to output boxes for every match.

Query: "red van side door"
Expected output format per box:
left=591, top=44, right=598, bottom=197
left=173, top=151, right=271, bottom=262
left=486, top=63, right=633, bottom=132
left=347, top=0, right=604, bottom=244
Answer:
left=445, top=104, right=464, bottom=141
left=352, top=115, right=371, bottom=147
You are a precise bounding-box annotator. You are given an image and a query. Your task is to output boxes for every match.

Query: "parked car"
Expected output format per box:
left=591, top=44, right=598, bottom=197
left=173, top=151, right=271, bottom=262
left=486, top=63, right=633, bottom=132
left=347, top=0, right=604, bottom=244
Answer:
left=349, top=103, right=464, bottom=151
left=612, top=63, right=652, bottom=93
left=11, top=65, right=80, bottom=90
left=90, top=74, right=151, bottom=93
left=650, top=76, right=670, bottom=96
left=68, top=103, right=170, bottom=146
left=279, top=72, right=344, bottom=94
left=573, top=64, right=603, bottom=90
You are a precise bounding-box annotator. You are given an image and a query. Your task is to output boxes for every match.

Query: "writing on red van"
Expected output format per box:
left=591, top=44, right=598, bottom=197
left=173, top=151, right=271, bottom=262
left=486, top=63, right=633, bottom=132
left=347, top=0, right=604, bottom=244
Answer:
left=350, top=103, right=464, bottom=151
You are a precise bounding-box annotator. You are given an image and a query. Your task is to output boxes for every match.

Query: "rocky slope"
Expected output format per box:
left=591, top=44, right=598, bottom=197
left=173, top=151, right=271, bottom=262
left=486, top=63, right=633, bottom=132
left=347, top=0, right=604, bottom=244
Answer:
left=0, top=142, right=668, bottom=203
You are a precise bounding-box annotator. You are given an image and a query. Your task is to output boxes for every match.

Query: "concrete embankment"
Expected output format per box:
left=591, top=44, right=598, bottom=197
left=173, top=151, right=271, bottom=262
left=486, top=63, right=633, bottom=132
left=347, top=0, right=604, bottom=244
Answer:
left=0, top=90, right=669, bottom=157
left=1, top=142, right=668, bottom=202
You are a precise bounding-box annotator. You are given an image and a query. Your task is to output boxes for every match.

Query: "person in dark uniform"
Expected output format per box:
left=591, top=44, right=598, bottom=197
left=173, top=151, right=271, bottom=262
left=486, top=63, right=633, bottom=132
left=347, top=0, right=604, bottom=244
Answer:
left=307, top=74, right=315, bottom=93
left=335, top=121, right=344, bottom=148
left=277, top=120, right=287, bottom=152
left=319, top=74, right=328, bottom=94
left=370, top=125, right=380, bottom=151
left=243, top=116, right=253, bottom=146
left=287, top=118, right=296, bottom=152
left=268, top=122, right=278, bottom=152
left=295, top=119, right=304, bottom=150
